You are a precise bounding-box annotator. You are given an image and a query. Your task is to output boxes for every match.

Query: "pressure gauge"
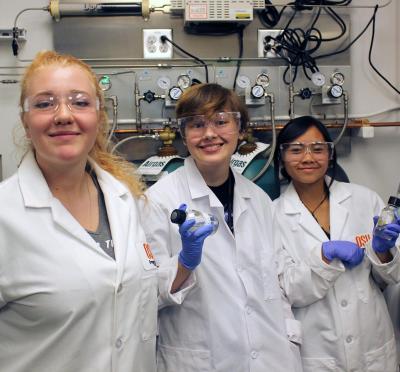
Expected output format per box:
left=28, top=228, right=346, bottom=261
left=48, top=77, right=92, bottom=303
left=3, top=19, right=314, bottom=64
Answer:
left=98, top=75, right=112, bottom=91
left=331, top=72, right=345, bottom=86
left=255, top=73, right=270, bottom=88
left=311, top=71, right=326, bottom=87
left=251, top=84, right=265, bottom=99
left=157, top=76, right=171, bottom=90
left=168, top=86, right=183, bottom=101
left=328, top=84, right=343, bottom=99
left=236, top=75, right=251, bottom=89
left=177, top=74, right=191, bottom=90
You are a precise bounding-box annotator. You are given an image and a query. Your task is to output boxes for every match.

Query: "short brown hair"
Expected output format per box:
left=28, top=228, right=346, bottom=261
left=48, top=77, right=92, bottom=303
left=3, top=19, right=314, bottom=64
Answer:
left=176, top=83, right=249, bottom=131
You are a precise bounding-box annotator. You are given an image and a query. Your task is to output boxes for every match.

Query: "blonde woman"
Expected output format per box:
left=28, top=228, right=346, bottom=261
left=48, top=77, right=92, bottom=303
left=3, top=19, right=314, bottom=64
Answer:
left=0, top=51, right=193, bottom=372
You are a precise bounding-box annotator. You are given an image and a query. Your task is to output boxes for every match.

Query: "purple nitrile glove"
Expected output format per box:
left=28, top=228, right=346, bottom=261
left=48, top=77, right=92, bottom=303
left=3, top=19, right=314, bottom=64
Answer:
left=322, top=240, right=365, bottom=269
left=177, top=204, right=214, bottom=271
left=372, top=215, right=400, bottom=253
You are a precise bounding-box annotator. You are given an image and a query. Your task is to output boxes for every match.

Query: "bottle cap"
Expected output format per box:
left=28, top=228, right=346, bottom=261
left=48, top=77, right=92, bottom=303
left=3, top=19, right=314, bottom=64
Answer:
left=170, top=209, right=186, bottom=224
left=388, top=196, right=400, bottom=208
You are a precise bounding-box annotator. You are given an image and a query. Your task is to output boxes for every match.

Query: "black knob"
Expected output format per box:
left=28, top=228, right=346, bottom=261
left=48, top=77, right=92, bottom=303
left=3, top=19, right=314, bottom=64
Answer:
left=143, top=90, right=156, bottom=103
left=299, top=88, right=312, bottom=100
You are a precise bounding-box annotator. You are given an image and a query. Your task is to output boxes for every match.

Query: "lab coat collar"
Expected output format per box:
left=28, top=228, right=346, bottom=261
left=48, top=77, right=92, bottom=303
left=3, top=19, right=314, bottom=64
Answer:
left=18, top=151, right=131, bottom=268
left=184, top=156, right=251, bottom=207
left=282, top=176, right=351, bottom=241
left=18, top=151, right=129, bottom=208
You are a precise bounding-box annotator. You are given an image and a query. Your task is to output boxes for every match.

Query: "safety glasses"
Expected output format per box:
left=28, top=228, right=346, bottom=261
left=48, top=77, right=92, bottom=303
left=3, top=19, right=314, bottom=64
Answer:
left=177, top=111, right=240, bottom=139
left=23, top=92, right=100, bottom=114
left=280, top=141, right=334, bottom=161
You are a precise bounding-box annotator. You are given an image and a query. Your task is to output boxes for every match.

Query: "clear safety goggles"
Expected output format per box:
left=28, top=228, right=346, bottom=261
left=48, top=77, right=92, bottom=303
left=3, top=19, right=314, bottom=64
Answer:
left=280, top=141, right=334, bottom=161
left=23, top=92, right=100, bottom=113
left=177, top=112, right=241, bottom=139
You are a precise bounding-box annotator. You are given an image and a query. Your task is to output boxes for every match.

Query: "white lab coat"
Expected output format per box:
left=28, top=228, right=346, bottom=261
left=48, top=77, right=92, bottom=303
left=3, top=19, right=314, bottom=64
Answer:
left=0, top=151, right=184, bottom=372
left=273, top=179, right=400, bottom=372
left=142, top=156, right=301, bottom=372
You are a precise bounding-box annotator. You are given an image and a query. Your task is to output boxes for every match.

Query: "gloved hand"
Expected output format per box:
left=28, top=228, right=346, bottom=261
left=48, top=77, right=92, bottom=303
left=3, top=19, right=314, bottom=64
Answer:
left=372, top=216, right=400, bottom=253
left=177, top=204, right=214, bottom=271
left=322, top=240, right=365, bottom=269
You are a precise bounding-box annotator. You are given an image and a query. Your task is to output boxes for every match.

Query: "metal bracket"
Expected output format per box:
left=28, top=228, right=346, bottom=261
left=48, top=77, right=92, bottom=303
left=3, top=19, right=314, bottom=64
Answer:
left=0, top=28, right=27, bottom=41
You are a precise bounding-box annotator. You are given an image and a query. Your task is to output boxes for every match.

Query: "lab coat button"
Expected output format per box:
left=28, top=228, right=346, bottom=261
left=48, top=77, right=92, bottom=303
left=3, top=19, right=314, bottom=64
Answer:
left=246, top=306, right=252, bottom=315
left=115, top=338, right=123, bottom=349
left=237, top=265, right=242, bottom=273
left=346, top=336, right=352, bottom=343
left=341, top=300, right=347, bottom=307
left=251, top=351, right=258, bottom=359
left=117, top=283, right=123, bottom=293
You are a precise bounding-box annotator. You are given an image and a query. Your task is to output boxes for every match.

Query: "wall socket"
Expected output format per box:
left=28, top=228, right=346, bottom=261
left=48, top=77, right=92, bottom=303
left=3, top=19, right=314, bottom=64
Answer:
left=257, top=29, right=283, bottom=58
left=143, top=29, right=173, bottom=59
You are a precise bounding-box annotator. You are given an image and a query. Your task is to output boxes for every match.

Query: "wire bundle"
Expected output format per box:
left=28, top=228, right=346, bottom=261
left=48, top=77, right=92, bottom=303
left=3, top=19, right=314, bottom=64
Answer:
left=259, top=0, right=352, bottom=84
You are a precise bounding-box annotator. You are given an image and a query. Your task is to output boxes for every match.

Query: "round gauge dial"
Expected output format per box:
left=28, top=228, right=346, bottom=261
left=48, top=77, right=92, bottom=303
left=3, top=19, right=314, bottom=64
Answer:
left=169, top=86, right=183, bottom=101
left=331, top=72, right=345, bottom=86
left=251, top=84, right=265, bottom=99
left=98, top=75, right=112, bottom=91
left=328, top=84, right=343, bottom=98
left=177, top=74, right=191, bottom=90
left=311, top=71, right=326, bottom=87
left=255, top=73, right=270, bottom=88
left=157, top=76, right=171, bottom=90
left=236, top=75, right=251, bottom=89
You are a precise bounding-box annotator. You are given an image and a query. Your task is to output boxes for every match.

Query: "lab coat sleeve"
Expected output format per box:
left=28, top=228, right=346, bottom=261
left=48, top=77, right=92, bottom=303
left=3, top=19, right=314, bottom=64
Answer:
left=139, top=198, right=196, bottom=309
left=366, top=242, right=400, bottom=284
left=274, top=218, right=345, bottom=308
left=365, top=191, right=400, bottom=284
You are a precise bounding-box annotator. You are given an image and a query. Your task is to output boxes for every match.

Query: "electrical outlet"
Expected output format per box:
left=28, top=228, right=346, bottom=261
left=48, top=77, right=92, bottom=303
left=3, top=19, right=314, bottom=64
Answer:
left=143, top=29, right=172, bottom=59
left=257, top=29, right=283, bottom=58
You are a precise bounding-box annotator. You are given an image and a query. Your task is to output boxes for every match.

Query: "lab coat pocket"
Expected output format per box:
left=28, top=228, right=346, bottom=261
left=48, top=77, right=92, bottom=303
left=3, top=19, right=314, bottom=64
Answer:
left=262, top=270, right=281, bottom=300
left=364, top=337, right=398, bottom=372
left=302, top=357, right=337, bottom=371
left=139, top=273, right=158, bottom=341
left=352, top=256, right=371, bottom=304
left=157, top=343, right=212, bottom=372
left=138, top=241, right=158, bottom=341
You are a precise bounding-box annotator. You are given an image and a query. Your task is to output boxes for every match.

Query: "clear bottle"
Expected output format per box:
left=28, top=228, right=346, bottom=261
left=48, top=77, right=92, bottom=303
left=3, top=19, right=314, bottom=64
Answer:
left=170, top=208, right=219, bottom=235
left=374, top=196, right=400, bottom=240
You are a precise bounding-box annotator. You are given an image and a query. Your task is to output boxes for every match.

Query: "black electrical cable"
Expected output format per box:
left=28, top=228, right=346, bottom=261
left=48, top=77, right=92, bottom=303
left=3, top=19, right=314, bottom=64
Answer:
left=260, top=0, right=355, bottom=84
left=368, top=5, right=400, bottom=95
left=160, top=35, right=209, bottom=83
left=233, top=26, right=245, bottom=90
left=314, top=6, right=375, bottom=60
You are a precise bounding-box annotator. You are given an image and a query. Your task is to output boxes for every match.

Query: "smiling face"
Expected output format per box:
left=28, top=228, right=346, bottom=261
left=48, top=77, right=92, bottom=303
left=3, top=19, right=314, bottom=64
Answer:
left=282, top=125, right=330, bottom=187
left=184, top=109, right=241, bottom=179
left=21, top=65, right=100, bottom=171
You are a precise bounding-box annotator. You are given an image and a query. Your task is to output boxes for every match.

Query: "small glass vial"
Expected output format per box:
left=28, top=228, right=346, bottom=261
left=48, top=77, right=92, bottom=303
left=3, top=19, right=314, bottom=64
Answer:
left=374, top=196, right=400, bottom=240
left=170, top=208, right=219, bottom=235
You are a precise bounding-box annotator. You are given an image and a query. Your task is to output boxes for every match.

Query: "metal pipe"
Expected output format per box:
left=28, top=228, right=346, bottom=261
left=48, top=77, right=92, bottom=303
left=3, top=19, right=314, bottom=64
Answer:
left=251, top=92, right=277, bottom=183
left=105, top=95, right=118, bottom=145
left=333, top=90, right=349, bottom=145
left=111, top=133, right=160, bottom=154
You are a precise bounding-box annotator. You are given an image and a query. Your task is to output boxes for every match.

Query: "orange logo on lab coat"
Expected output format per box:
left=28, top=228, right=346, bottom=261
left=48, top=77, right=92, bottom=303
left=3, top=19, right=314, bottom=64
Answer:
left=355, top=234, right=371, bottom=248
left=143, top=243, right=158, bottom=267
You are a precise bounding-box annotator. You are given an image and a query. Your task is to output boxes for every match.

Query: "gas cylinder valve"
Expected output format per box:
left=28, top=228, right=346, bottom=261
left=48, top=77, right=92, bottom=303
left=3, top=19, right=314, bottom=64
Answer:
left=299, top=87, right=312, bottom=100
left=143, top=90, right=156, bottom=103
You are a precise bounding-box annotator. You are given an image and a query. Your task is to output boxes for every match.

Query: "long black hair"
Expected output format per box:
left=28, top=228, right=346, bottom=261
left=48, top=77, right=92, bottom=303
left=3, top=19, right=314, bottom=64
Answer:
left=274, top=116, right=338, bottom=183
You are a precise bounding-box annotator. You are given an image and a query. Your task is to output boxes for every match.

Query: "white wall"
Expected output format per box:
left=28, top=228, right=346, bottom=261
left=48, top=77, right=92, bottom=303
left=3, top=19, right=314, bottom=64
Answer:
left=0, top=0, right=399, bottom=200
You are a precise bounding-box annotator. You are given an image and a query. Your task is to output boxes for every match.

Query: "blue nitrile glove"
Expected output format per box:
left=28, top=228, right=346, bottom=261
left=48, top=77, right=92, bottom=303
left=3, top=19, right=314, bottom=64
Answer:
left=177, top=204, right=214, bottom=271
left=372, top=216, right=400, bottom=253
left=322, top=240, right=365, bottom=268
